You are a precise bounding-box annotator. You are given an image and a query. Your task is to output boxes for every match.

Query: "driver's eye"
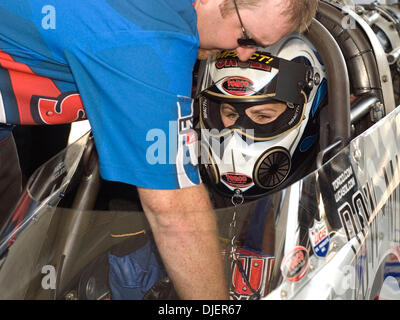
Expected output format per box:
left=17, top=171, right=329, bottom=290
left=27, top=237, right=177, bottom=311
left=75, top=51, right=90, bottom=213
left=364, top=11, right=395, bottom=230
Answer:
left=226, top=113, right=239, bottom=119
left=257, top=114, right=271, bottom=120
left=250, top=114, right=274, bottom=124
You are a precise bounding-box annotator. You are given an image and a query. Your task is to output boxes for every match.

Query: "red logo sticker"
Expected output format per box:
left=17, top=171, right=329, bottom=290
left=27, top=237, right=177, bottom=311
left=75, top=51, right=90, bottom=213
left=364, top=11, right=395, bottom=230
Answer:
left=280, top=246, right=309, bottom=282
left=221, top=172, right=253, bottom=188
left=222, top=76, right=254, bottom=96
left=186, top=130, right=197, bottom=145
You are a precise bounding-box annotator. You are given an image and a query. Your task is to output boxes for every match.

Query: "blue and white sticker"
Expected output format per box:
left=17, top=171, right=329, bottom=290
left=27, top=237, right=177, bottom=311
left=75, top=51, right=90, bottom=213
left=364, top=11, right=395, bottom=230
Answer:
left=309, top=219, right=330, bottom=258
left=175, top=96, right=200, bottom=188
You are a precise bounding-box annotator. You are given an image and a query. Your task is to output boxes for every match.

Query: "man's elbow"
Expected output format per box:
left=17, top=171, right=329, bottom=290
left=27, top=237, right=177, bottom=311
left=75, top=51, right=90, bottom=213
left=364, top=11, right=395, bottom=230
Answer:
left=137, top=184, right=215, bottom=232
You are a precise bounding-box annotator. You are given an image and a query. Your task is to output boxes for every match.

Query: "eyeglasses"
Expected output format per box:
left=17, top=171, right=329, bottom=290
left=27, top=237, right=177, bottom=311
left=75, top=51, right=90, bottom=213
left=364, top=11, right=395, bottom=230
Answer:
left=232, top=0, right=263, bottom=48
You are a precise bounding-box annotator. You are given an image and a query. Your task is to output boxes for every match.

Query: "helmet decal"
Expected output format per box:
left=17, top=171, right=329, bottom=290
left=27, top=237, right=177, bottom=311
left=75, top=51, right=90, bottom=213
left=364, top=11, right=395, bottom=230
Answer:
left=215, top=50, right=274, bottom=72
left=311, top=79, right=328, bottom=117
left=221, top=76, right=255, bottom=96
left=299, top=134, right=318, bottom=153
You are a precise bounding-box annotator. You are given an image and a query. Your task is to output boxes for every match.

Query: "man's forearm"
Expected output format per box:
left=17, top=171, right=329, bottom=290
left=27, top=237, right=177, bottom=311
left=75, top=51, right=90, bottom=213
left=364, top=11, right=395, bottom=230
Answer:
left=138, top=184, right=228, bottom=300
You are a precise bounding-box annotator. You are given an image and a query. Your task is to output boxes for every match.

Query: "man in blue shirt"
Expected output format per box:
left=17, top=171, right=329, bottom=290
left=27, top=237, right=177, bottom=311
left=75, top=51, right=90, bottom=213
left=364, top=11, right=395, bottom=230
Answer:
left=0, top=0, right=318, bottom=299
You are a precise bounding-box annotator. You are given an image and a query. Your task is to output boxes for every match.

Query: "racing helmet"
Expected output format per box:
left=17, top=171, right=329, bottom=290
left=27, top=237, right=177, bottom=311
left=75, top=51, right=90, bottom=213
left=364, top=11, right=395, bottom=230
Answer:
left=198, top=33, right=328, bottom=199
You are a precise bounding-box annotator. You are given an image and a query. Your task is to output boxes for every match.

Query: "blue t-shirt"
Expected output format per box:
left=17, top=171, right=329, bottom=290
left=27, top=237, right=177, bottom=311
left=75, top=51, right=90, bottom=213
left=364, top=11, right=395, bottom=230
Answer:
left=0, top=0, right=201, bottom=189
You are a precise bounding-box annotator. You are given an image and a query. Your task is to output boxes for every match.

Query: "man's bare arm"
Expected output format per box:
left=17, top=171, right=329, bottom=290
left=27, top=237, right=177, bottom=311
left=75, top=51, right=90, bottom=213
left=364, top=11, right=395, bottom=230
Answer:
left=137, top=184, right=228, bottom=300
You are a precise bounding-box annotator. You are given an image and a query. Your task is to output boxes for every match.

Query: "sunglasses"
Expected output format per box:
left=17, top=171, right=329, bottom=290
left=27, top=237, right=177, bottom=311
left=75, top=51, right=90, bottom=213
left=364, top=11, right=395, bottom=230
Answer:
left=232, top=0, right=263, bottom=48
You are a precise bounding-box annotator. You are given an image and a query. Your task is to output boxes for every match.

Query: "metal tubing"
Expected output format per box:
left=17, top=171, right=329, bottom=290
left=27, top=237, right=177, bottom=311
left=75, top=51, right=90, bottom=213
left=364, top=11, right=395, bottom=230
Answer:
left=350, top=94, right=380, bottom=123
left=388, top=47, right=400, bottom=65
left=305, top=19, right=352, bottom=150
left=317, top=1, right=382, bottom=99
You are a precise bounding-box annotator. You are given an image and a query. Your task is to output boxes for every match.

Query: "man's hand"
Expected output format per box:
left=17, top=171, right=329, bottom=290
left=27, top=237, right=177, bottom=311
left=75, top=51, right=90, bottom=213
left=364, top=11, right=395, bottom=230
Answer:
left=138, top=184, right=228, bottom=300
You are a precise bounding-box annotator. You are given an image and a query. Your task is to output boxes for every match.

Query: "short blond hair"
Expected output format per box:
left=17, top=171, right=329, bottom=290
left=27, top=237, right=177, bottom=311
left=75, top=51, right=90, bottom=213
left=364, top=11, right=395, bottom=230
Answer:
left=283, top=0, right=319, bottom=32
left=221, top=0, right=319, bottom=33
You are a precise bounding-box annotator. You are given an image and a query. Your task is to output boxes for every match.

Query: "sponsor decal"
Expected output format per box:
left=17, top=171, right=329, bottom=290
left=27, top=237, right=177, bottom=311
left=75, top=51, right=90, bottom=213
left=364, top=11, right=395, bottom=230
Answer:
left=175, top=97, right=200, bottom=188
left=32, top=92, right=86, bottom=125
left=223, top=248, right=274, bottom=300
left=222, top=76, right=254, bottom=96
left=215, top=50, right=273, bottom=72
left=221, top=172, right=253, bottom=188
left=316, top=108, right=400, bottom=298
left=186, top=130, right=197, bottom=146
left=0, top=49, right=86, bottom=125
left=216, top=51, right=274, bottom=64
left=281, top=246, right=309, bottom=282
left=309, top=219, right=330, bottom=258
left=177, top=109, right=197, bottom=167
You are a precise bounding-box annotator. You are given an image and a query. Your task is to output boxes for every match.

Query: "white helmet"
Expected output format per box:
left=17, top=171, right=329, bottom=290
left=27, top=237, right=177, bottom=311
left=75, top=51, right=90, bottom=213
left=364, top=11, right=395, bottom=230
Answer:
left=198, top=33, right=327, bottom=199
